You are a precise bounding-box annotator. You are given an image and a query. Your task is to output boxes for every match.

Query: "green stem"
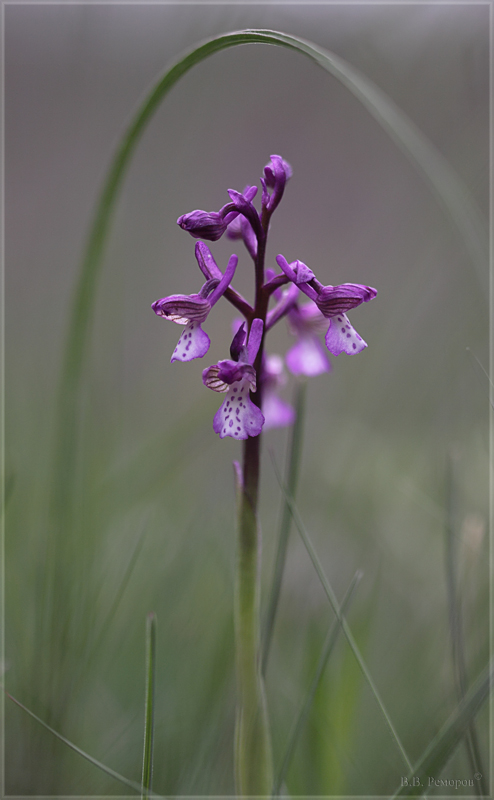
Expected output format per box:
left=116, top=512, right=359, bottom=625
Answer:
left=234, top=436, right=273, bottom=795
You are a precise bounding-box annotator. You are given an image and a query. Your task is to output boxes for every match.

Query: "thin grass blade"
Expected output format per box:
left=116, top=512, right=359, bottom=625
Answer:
left=392, top=662, right=492, bottom=797
left=5, top=691, right=163, bottom=796
left=141, top=612, right=157, bottom=798
left=271, top=457, right=413, bottom=773
left=263, top=380, right=307, bottom=676
left=272, top=569, right=362, bottom=797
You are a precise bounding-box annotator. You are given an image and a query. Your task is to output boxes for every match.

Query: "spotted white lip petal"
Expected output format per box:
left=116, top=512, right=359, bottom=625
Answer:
left=324, top=313, right=367, bottom=356
left=213, top=379, right=265, bottom=439
left=171, top=321, right=210, bottom=363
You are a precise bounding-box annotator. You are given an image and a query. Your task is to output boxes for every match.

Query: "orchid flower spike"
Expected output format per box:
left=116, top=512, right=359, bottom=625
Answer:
left=202, top=319, right=265, bottom=439
left=276, top=254, right=377, bottom=356
left=152, top=252, right=237, bottom=363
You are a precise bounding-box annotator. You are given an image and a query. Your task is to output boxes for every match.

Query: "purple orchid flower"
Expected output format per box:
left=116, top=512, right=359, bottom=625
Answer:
left=276, top=255, right=377, bottom=356
left=152, top=253, right=237, bottom=363
left=176, top=204, right=234, bottom=241
left=260, top=354, right=295, bottom=430
left=178, top=186, right=258, bottom=243
left=202, top=319, right=265, bottom=439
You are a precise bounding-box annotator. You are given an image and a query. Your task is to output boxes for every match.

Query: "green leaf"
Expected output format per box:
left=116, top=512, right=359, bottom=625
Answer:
left=392, top=662, right=492, bottom=797
left=142, top=612, right=157, bottom=798
left=5, top=690, right=162, bottom=796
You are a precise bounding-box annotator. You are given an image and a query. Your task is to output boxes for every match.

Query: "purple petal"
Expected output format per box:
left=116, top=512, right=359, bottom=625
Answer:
left=247, top=318, right=264, bottom=364
left=195, top=242, right=222, bottom=280
left=230, top=322, right=246, bottom=361
left=203, top=360, right=257, bottom=392
left=286, top=336, right=331, bottom=376
left=227, top=189, right=262, bottom=239
left=275, top=254, right=297, bottom=282
left=226, top=216, right=243, bottom=240
left=240, top=216, right=257, bottom=259
left=262, top=155, right=292, bottom=213
left=324, top=313, right=367, bottom=356
left=177, top=210, right=228, bottom=241
left=171, top=321, right=210, bottom=362
left=152, top=294, right=210, bottom=324
left=316, top=283, right=377, bottom=317
left=202, top=364, right=229, bottom=393
left=264, top=155, right=292, bottom=188
left=213, top=379, right=265, bottom=439
left=275, top=255, right=318, bottom=301
left=208, top=254, right=238, bottom=307
left=218, top=360, right=257, bottom=389
left=262, top=391, right=295, bottom=431
left=289, top=301, right=328, bottom=335
left=243, top=185, right=259, bottom=202
left=267, top=283, right=299, bottom=330
left=291, top=260, right=315, bottom=284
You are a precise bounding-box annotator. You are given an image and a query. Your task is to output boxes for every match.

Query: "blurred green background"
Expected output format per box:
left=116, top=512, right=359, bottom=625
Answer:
left=5, top=3, right=489, bottom=796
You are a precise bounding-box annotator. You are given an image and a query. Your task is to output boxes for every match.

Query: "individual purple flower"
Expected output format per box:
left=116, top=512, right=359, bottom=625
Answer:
left=152, top=253, right=237, bottom=363
left=177, top=209, right=229, bottom=241
left=178, top=186, right=258, bottom=242
left=261, top=155, right=292, bottom=214
left=285, top=301, right=331, bottom=377
left=202, top=319, right=265, bottom=440
left=260, top=354, right=295, bottom=430
left=276, top=255, right=377, bottom=356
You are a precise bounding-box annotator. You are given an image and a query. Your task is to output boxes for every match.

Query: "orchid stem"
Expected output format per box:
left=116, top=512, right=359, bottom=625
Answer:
left=234, top=434, right=273, bottom=795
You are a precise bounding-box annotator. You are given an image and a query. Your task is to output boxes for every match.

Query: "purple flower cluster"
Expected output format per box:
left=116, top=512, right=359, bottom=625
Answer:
left=152, top=156, right=377, bottom=440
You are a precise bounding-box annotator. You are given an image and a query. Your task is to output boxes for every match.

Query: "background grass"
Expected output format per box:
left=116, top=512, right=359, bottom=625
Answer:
left=5, top=3, right=489, bottom=796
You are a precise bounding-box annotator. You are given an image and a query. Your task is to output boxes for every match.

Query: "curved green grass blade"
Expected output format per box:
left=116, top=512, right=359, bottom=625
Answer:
left=142, top=612, right=157, bottom=798
left=392, top=662, right=492, bottom=797
left=54, top=27, right=487, bottom=527
left=272, top=569, right=362, bottom=797
left=5, top=690, right=163, bottom=796
left=271, top=456, right=413, bottom=773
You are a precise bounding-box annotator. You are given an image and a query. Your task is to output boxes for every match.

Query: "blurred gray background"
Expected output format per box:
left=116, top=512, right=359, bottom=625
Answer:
left=5, top=3, right=489, bottom=795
